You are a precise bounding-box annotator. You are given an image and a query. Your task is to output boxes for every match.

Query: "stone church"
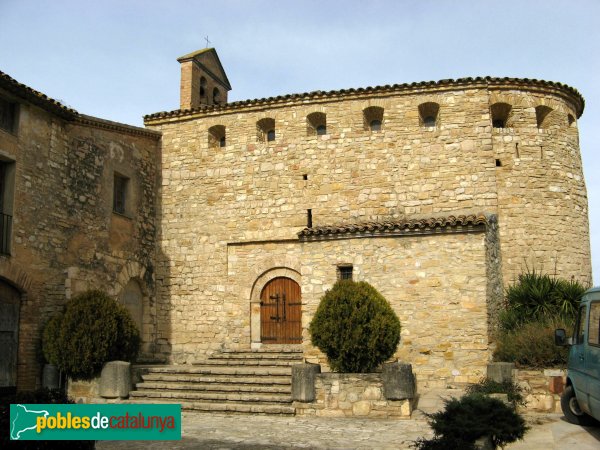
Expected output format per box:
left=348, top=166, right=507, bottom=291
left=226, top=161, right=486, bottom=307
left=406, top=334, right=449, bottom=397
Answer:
left=0, top=48, right=591, bottom=392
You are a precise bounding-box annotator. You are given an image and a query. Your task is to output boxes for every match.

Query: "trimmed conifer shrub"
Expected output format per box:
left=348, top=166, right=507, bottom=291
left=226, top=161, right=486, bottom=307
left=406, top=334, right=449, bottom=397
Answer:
left=42, top=290, right=140, bottom=380
left=413, top=394, right=528, bottom=449
left=308, top=280, right=400, bottom=373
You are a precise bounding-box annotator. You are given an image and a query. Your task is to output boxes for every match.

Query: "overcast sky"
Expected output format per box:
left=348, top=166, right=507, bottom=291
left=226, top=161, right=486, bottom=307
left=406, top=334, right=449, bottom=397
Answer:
left=1, top=0, right=598, bottom=284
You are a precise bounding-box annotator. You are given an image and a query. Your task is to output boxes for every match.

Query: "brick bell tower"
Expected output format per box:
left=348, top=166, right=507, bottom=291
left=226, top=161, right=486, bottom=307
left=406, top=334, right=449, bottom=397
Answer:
left=177, top=48, right=231, bottom=110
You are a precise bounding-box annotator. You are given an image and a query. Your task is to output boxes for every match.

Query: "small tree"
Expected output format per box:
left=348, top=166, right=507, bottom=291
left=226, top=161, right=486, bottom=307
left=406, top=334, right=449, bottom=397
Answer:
left=42, top=290, right=140, bottom=380
left=309, top=280, right=400, bottom=373
left=414, top=394, right=528, bottom=449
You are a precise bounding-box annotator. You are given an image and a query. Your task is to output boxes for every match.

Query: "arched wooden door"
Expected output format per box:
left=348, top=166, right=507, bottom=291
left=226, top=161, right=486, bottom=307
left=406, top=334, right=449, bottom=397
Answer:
left=260, top=277, right=302, bottom=344
left=0, top=280, right=20, bottom=387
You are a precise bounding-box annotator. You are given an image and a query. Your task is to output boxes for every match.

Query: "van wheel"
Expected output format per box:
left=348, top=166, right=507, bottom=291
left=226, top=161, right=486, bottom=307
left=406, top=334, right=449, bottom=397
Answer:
left=561, top=386, right=593, bottom=425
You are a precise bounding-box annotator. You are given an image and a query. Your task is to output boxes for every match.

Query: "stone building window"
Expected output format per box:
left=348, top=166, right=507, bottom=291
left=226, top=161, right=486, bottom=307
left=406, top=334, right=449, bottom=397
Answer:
left=113, top=173, right=129, bottom=215
left=0, top=159, right=15, bottom=255
left=257, top=118, right=276, bottom=142
left=338, top=265, right=353, bottom=280
left=419, top=102, right=440, bottom=128
left=208, top=125, right=226, bottom=148
left=490, top=102, right=512, bottom=129
left=307, top=112, right=327, bottom=136
left=568, top=114, right=576, bottom=127
left=213, top=87, right=221, bottom=105
left=199, top=76, right=207, bottom=99
left=0, top=98, right=18, bottom=134
left=535, top=105, right=553, bottom=129
left=363, top=106, right=384, bottom=132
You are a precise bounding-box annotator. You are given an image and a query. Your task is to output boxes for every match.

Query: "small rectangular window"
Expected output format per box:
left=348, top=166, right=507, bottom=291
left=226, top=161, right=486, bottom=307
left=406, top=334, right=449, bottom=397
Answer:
left=113, top=174, right=129, bottom=215
left=0, top=98, right=18, bottom=134
left=575, top=305, right=586, bottom=345
left=338, top=265, right=353, bottom=281
left=588, top=302, right=600, bottom=346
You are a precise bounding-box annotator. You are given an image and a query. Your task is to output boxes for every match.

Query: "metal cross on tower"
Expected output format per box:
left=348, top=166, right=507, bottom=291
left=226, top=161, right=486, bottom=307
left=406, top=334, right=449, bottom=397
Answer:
left=204, top=36, right=211, bottom=48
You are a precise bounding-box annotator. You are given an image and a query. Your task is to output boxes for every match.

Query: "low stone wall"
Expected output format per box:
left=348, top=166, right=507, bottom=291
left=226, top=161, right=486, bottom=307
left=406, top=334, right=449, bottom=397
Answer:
left=515, top=368, right=565, bottom=413
left=293, top=373, right=413, bottom=418
left=487, top=362, right=565, bottom=413
left=67, top=377, right=100, bottom=403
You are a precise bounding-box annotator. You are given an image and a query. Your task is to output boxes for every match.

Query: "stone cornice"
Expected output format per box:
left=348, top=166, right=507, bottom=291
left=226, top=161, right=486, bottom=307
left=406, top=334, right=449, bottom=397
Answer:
left=144, top=77, right=585, bottom=125
left=76, top=114, right=161, bottom=140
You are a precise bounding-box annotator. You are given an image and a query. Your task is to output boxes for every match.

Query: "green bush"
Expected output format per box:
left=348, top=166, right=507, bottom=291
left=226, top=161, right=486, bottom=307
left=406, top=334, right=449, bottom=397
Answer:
left=413, top=394, right=528, bottom=449
left=0, top=388, right=95, bottom=449
left=501, top=270, right=586, bottom=330
left=42, top=314, right=63, bottom=367
left=465, top=378, right=525, bottom=406
left=42, top=290, right=140, bottom=380
left=493, top=317, right=571, bottom=367
left=309, top=280, right=400, bottom=373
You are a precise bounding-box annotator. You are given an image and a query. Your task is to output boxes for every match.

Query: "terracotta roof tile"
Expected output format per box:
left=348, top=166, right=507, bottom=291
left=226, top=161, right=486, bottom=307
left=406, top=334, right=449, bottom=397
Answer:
left=298, top=214, right=488, bottom=239
left=144, top=76, right=585, bottom=122
left=0, top=70, right=77, bottom=119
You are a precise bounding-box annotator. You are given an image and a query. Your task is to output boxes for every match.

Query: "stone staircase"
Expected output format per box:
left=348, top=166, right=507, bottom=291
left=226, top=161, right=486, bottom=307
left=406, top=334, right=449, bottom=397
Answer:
left=129, top=348, right=303, bottom=415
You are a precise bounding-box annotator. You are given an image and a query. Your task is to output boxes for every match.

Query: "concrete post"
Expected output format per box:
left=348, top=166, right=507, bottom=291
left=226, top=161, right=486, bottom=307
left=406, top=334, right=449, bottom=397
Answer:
left=99, top=361, right=131, bottom=399
left=42, top=364, right=59, bottom=389
left=487, top=362, right=515, bottom=383
left=382, top=362, right=416, bottom=400
left=291, top=363, right=321, bottom=402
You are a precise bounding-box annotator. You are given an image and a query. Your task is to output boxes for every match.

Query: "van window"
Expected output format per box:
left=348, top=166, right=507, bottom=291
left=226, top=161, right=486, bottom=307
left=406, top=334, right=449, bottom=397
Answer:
left=589, top=302, right=600, bottom=346
left=575, top=305, right=586, bottom=344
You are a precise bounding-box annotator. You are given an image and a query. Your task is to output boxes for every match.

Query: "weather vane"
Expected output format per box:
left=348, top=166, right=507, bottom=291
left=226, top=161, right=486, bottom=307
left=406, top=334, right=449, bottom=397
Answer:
left=204, top=36, right=211, bottom=48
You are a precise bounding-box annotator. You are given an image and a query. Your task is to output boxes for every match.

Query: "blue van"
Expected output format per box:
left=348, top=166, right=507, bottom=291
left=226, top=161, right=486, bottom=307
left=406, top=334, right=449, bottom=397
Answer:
left=555, top=287, right=600, bottom=425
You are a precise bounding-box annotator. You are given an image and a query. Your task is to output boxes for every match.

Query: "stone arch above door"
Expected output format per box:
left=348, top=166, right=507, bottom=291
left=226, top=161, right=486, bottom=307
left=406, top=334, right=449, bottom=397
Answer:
left=113, top=262, right=154, bottom=356
left=250, top=267, right=301, bottom=345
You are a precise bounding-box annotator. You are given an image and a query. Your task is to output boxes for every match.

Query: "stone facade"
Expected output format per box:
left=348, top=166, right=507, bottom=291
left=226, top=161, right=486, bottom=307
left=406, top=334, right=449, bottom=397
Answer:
left=0, top=48, right=592, bottom=392
left=0, top=72, right=159, bottom=389
left=144, top=53, right=590, bottom=390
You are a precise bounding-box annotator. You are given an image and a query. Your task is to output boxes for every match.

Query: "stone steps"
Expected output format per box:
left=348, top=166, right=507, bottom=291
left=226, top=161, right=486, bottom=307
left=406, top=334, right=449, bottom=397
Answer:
left=130, top=389, right=290, bottom=403
left=141, top=373, right=292, bottom=385
left=146, top=365, right=291, bottom=376
left=196, top=358, right=302, bottom=367
left=128, top=398, right=296, bottom=415
left=129, top=349, right=302, bottom=415
left=136, top=381, right=291, bottom=394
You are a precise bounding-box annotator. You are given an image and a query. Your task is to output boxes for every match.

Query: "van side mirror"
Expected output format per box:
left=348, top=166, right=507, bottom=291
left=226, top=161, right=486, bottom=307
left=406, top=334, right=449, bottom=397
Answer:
left=555, top=328, right=567, bottom=346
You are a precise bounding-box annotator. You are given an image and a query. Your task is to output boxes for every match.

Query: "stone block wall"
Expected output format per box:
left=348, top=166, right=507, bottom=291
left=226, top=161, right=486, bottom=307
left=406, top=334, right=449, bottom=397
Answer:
left=147, top=78, right=590, bottom=371
left=293, top=373, right=412, bottom=418
left=515, top=368, right=565, bottom=413
left=0, top=81, right=160, bottom=389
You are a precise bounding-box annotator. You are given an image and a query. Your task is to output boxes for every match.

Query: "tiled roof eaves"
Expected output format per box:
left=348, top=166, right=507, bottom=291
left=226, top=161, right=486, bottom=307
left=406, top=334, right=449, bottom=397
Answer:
left=76, top=115, right=162, bottom=140
left=144, top=76, right=585, bottom=124
left=298, top=214, right=488, bottom=241
left=0, top=70, right=77, bottom=120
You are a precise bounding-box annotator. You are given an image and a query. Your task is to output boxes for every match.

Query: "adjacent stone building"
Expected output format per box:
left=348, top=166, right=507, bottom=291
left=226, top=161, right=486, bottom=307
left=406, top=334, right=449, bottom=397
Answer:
left=0, top=72, right=160, bottom=390
left=0, top=48, right=592, bottom=391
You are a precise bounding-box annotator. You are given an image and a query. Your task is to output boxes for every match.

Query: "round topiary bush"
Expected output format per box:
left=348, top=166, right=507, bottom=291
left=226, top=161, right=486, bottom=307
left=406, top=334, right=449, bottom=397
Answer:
left=309, top=280, right=400, bottom=373
left=42, top=290, right=140, bottom=380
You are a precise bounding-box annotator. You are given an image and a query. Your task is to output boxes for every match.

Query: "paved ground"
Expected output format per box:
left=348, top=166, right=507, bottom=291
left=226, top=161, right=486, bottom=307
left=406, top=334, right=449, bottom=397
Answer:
left=97, top=411, right=600, bottom=449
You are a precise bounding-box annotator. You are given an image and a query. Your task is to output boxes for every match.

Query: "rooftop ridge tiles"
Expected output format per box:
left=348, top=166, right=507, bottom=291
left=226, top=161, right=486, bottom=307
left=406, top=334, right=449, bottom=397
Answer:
left=144, top=76, right=584, bottom=122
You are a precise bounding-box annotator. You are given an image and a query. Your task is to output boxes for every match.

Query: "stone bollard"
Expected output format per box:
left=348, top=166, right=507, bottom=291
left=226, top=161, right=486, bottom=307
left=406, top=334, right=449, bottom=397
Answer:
left=42, top=364, right=60, bottom=389
left=99, top=361, right=131, bottom=399
left=382, top=362, right=416, bottom=400
left=487, top=362, right=515, bottom=383
left=291, top=363, right=321, bottom=402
